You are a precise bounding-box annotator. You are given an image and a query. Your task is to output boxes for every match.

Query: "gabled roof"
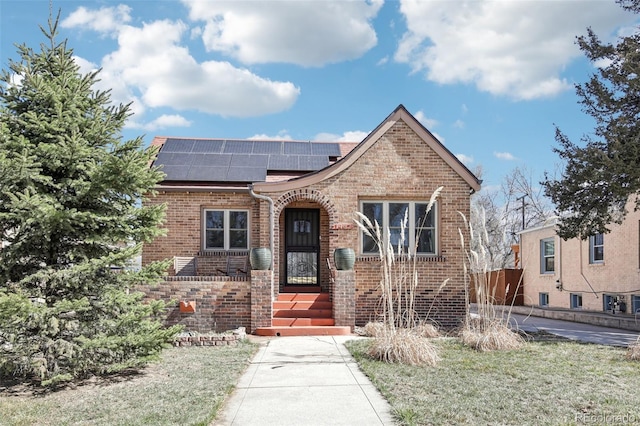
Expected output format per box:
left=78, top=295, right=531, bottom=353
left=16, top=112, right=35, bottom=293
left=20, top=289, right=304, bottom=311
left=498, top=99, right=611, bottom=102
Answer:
left=253, top=104, right=481, bottom=193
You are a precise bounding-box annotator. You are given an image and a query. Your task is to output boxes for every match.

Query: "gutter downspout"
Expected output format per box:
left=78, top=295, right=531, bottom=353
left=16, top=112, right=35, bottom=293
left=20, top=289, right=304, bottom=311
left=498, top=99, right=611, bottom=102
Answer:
left=249, top=184, right=275, bottom=301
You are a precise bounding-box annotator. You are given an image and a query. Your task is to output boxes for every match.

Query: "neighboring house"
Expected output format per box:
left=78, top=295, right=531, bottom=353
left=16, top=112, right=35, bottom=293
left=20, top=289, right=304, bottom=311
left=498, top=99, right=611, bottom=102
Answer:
left=519, top=206, right=640, bottom=315
left=141, top=105, right=481, bottom=335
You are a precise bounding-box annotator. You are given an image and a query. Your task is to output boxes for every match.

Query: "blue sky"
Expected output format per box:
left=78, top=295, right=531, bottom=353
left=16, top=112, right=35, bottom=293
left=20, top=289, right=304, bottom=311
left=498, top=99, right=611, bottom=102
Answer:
left=1, top=0, right=638, bottom=192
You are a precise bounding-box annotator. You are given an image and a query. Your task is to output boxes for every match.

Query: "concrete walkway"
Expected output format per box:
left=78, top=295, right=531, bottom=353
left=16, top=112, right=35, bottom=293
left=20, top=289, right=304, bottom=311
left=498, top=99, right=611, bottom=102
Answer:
left=215, top=335, right=395, bottom=426
left=509, top=313, right=640, bottom=346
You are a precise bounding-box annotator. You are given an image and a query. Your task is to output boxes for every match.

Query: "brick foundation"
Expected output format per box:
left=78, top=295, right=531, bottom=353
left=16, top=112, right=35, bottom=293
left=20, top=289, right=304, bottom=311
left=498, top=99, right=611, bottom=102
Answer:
left=141, top=276, right=251, bottom=333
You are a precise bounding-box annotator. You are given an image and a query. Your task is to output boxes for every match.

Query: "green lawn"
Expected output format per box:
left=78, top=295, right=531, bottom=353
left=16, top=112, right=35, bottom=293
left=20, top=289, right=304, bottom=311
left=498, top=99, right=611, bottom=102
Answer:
left=346, top=336, right=640, bottom=426
left=1, top=341, right=258, bottom=426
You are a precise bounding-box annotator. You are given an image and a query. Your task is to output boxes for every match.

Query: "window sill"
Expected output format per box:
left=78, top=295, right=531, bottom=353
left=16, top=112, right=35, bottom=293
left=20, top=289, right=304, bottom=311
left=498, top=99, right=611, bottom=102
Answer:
left=198, top=250, right=249, bottom=257
left=357, top=254, right=446, bottom=262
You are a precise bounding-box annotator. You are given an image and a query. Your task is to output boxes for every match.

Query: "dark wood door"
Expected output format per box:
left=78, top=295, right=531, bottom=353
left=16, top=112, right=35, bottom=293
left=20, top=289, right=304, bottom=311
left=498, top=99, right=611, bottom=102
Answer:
left=285, top=208, right=320, bottom=286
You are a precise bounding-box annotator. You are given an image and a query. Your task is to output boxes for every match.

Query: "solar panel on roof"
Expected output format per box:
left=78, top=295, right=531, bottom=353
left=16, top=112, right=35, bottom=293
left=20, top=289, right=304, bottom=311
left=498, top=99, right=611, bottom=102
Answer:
left=298, top=155, right=329, bottom=170
left=223, top=140, right=254, bottom=153
left=191, top=153, right=232, bottom=167
left=187, top=166, right=228, bottom=181
left=162, top=139, right=195, bottom=152
left=230, top=154, right=269, bottom=168
left=192, top=140, right=224, bottom=153
left=155, top=152, right=196, bottom=166
left=158, top=165, right=190, bottom=181
left=311, top=143, right=342, bottom=156
left=252, top=141, right=283, bottom=154
left=283, top=142, right=312, bottom=155
left=226, top=167, right=267, bottom=182
left=268, top=155, right=297, bottom=170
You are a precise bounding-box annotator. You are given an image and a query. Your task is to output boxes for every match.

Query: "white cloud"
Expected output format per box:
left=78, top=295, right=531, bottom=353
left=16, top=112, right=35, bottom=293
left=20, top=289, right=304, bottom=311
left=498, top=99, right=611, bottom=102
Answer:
left=494, top=151, right=517, bottom=161
left=61, top=5, right=131, bottom=33
left=182, top=0, right=383, bottom=66
left=456, top=153, right=474, bottom=165
left=63, top=10, right=300, bottom=119
left=453, top=119, right=465, bottom=129
left=395, top=0, right=634, bottom=100
left=314, top=131, right=368, bottom=142
left=248, top=131, right=293, bottom=141
left=376, top=56, right=389, bottom=66
left=128, top=114, right=192, bottom=131
left=414, top=110, right=438, bottom=129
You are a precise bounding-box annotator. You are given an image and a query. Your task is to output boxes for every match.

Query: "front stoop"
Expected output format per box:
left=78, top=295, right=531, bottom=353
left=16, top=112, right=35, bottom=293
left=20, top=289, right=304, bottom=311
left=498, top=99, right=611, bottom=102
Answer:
left=254, top=292, right=352, bottom=336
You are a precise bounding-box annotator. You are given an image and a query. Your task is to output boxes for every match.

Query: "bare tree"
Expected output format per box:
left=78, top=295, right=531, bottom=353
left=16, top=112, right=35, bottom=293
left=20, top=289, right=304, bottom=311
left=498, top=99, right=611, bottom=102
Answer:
left=471, top=166, right=553, bottom=270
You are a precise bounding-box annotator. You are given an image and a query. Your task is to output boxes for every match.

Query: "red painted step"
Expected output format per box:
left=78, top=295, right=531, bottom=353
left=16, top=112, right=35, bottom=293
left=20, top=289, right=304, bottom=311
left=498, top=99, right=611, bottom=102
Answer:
left=277, top=293, right=330, bottom=302
left=272, top=317, right=335, bottom=326
left=253, top=292, right=352, bottom=336
left=273, top=301, right=333, bottom=310
left=255, top=326, right=352, bottom=336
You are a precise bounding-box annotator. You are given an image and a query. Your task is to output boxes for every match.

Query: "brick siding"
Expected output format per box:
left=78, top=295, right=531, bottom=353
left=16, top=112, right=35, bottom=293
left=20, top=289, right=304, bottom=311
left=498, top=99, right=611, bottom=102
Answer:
left=142, top=119, right=474, bottom=331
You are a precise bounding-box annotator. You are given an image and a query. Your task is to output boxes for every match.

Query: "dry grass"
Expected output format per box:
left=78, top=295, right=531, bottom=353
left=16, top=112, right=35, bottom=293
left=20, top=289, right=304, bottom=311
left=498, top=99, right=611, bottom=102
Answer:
left=459, top=210, right=524, bottom=351
left=368, top=328, right=440, bottom=366
left=0, top=342, right=258, bottom=426
left=415, top=322, right=440, bottom=338
left=460, top=319, right=524, bottom=352
left=626, top=337, right=640, bottom=360
left=362, top=321, right=386, bottom=337
left=353, top=188, right=443, bottom=365
left=347, top=337, right=640, bottom=425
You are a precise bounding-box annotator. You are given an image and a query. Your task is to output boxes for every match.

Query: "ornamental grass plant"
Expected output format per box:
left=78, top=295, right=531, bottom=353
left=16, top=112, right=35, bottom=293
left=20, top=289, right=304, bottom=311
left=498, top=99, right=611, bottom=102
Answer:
left=458, top=210, right=525, bottom=351
left=353, top=187, right=443, bottom=365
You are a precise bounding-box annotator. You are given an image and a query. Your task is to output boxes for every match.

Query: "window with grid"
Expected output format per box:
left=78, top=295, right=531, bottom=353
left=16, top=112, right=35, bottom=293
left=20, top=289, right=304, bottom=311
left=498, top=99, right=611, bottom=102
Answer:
left=540, top=238, right=555, bottom=274
left=589, top=233, right=604, bottom=264
left=203, top=209, right=248, bottom=250
left=360, top=201, right=436, bottom=254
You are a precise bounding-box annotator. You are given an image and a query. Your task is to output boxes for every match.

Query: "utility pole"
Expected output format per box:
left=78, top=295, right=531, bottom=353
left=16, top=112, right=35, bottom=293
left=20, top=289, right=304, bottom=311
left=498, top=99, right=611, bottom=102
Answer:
left=515, top=194, right=527, bottom=231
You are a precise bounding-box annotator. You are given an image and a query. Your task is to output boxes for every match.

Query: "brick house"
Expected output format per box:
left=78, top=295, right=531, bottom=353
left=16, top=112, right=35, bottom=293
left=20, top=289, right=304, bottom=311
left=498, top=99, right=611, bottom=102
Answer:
left=142, top=105, right=481, bottom=335
left=519, top=204, right=640, bottom=316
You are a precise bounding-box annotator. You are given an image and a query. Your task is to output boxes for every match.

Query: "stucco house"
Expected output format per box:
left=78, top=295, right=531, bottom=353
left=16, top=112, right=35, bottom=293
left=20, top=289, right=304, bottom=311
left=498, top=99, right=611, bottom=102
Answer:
left=519, top=205, right=640, bottom=316
left=141, top=105, right=481, bottom=335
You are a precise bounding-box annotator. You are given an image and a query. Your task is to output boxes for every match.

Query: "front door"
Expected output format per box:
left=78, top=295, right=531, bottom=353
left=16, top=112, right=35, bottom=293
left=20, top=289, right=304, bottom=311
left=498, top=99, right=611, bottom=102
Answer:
left=285, top=208, right=320, bottom=286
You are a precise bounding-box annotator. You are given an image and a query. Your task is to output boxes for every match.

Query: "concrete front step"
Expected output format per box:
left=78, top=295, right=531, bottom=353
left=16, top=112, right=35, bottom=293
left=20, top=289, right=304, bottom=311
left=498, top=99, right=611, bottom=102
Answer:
left=254, top=326, right=352, bottom=336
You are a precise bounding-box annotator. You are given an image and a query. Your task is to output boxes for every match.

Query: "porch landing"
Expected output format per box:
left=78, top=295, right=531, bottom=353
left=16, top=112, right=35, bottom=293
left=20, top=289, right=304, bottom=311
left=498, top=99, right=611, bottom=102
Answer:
left=254, top=292, right=352, bottom=336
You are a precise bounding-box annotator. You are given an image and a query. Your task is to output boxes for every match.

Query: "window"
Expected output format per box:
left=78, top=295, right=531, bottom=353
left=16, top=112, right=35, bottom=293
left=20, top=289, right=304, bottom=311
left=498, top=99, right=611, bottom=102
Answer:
left=203, top=209, right=248, bottom=250
left=539, top=292, right=549, bottom=307
left=540, top=238, right=555, bottom=274
left=633, top=295, right=640, bottom=315
left=359, top=201, right=437, bottom=254
left=603, top=294, right=614, bottom=312
left=570, top=293, right=582, bottom=309
left=360, top=201, right=436, bottom=254
left=589, top=233, right=604, bottom=264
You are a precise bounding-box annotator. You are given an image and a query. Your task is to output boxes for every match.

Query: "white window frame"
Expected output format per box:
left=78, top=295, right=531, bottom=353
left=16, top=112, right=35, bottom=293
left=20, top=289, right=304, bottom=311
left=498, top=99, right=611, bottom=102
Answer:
left=589, top=233, right=604, bottom=264
left=202, top=209, right=249, bottom=251
left=540, top=238, right=555, bottom=274
left=359, top=200, right=437, bottom=255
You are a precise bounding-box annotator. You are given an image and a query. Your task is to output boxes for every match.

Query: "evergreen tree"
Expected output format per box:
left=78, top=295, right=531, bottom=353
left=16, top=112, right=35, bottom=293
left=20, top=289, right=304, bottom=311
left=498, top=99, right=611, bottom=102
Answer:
left=543, top=0, right=640, bottom=239
left=0, top=14, right=179, bottom=385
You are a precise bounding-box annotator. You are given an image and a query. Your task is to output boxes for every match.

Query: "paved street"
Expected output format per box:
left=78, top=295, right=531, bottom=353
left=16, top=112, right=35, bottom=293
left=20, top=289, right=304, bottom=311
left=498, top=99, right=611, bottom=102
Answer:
left=508, top=313, right=640, bottom=346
